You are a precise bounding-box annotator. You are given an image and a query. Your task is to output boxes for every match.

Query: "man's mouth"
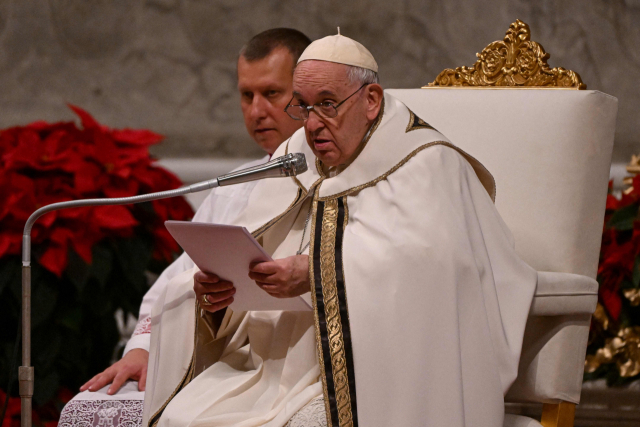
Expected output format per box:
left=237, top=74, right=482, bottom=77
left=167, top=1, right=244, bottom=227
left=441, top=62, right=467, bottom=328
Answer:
left=313, top=139, right=332, bottom=150
left=255, top=128, right=275, bottom=134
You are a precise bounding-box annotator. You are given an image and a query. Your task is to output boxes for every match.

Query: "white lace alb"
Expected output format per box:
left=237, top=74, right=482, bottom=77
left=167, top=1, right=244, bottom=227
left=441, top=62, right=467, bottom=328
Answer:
left=285, top=396, right=327, bottom=427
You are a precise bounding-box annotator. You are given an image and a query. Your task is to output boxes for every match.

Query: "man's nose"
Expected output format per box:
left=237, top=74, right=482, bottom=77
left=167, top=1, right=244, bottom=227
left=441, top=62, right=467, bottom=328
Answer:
left=250, top=96, right=269, bottom=121
left=304, top=111, right=325, bottom=133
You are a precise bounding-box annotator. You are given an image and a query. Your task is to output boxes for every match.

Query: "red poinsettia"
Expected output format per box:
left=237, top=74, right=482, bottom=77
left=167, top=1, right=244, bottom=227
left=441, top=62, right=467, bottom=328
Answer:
left=0, top=105, right=193, bottom=277
left=0, top=387, right=73, bottom=427
left=596, top=177, right=640, bottom=321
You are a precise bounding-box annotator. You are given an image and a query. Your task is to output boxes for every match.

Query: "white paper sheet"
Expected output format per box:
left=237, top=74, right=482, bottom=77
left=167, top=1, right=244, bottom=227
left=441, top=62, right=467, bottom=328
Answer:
left=165, top=221, right=311, bottom=311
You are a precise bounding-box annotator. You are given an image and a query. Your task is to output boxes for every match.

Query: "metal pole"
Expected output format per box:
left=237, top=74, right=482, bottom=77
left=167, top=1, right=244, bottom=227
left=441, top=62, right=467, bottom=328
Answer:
left=19, top=265, right=33, bottom=427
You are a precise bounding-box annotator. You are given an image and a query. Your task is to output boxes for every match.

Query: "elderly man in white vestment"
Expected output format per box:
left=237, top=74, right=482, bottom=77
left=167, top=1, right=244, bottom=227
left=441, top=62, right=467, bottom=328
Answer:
left=142, top=33, right=537, bottom=427
left=78, top=28, right=311, bottom=396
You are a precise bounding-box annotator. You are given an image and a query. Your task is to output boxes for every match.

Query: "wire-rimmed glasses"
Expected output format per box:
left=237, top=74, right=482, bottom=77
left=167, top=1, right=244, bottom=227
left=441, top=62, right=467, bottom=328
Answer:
left=284, top=83, right=368, bottom=120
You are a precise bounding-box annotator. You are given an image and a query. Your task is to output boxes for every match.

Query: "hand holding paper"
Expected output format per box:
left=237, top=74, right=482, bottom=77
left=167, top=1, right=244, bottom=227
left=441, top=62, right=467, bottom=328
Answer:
left=165, top=221, right=311, bottom=311
left=194, top=271, right=236, bottom=313
left=249, top=255, right=310, bottom=298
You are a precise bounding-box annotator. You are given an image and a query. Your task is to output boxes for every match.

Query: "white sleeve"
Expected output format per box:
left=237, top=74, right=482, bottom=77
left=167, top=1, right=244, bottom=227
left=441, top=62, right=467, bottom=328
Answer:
left=122, top=156, right=267, bottom=356
left=122, top=190, right=217, bottom=356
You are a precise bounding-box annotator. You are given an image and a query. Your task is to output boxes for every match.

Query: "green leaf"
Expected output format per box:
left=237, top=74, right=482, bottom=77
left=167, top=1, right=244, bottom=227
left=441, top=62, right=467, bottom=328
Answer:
left=33, top=370, right=60, bottom=406
left=91, top=244, right=113, bottom=288
left=0, top=257, right=20, bottom=297
left=633, top=257, right=640, bottom=288
left=57, top=306, right=83, bottom=332
left=82, top=278, right=114, bottom=317
left=113, top=236, right=152, bottom=288
left=66, top=249, right=91, bottom=294
left=33, top=327, right=61, bottom=370
left=608, top=203, right=639, bottom=230
left=30, top=273, right=59, bottom=329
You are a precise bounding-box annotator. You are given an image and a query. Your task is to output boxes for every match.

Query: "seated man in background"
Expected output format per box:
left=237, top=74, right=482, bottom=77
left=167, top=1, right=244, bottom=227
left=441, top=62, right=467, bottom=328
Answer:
left=143, top=33, right=537, bottom=427
left=79, top=27, right=311, bottom=396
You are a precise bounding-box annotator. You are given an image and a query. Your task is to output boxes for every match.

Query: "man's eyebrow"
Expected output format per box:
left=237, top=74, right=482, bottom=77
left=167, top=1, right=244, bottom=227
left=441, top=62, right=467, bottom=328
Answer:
left=318, top=90, right=337, bottom=97
left=292, top=89, right=338, bottom=99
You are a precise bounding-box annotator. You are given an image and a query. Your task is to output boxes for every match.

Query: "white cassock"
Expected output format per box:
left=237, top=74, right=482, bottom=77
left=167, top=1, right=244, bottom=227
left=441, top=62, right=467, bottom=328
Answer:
left=142, top=92, right=537, bottom=427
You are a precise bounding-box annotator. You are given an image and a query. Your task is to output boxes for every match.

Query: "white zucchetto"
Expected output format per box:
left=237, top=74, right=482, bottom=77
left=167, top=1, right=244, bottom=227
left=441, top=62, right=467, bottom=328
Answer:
left=297, top=29, right=378, bottom=73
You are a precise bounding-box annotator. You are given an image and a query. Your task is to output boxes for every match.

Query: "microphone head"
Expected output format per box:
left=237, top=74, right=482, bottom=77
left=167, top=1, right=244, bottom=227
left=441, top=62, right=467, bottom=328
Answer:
left=281, top=153, right=308, bottom=176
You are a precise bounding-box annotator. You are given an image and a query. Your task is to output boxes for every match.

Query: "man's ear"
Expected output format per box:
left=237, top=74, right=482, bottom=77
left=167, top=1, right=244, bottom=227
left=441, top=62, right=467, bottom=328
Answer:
left=365, top=84, right=384, bottom=121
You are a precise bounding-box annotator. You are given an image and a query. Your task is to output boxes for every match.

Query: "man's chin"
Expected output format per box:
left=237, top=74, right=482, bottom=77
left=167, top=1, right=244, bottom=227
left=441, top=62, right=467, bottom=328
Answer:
left=253, top=134, right=281, bottom=154
left=314, top=151, right=341, bottom=167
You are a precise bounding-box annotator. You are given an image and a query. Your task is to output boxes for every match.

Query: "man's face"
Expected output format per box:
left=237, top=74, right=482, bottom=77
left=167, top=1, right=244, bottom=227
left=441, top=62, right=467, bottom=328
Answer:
left=292, top=61, right=381, bottom=167
left=237, top=47, right=302, bottom=154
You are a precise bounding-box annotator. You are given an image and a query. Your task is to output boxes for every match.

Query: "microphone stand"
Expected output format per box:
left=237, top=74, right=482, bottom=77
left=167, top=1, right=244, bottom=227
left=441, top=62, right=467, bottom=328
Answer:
left=18, top=153, right=306, bottom=427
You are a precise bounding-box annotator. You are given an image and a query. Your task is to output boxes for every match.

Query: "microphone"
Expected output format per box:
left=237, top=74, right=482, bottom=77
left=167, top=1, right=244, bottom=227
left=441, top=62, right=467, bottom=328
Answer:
left=217, top=152, right=308, bottom=187
left=18, top=152, right=307, bottom=427
left=22, top=152, right=308, bottom=242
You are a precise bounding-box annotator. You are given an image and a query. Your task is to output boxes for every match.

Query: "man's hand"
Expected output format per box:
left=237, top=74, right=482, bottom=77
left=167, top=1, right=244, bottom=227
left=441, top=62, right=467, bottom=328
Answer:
left=193, top=271, right=236, bottom=313
left=249, top=255, right=310, bottom=298
left=80, top=348, right=149, bottom=394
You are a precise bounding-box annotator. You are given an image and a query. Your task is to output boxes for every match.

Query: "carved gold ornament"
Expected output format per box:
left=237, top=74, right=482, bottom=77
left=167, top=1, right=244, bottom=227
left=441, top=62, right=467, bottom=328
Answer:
left=622, top=154, right=640, bottom=193
left=425, top=19, right=586, bottom=89
left=625, top=154, right=640, bottom=175
left=585, top=327, right=640, bottom=377
left=592, top=303, right=610, bottom=331
left=624, top=288, right=640, bottom=307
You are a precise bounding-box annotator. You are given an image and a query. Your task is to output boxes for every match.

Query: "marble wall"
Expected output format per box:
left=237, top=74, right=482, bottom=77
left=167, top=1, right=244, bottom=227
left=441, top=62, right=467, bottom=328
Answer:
left=0, top=0, right=638, bottom=162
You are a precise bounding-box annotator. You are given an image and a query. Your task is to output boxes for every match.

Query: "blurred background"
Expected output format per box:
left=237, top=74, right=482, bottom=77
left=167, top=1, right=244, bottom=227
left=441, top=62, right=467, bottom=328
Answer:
left=1, top=1, right=639, bottom=426
left=0, top=0, right=638, bottom=164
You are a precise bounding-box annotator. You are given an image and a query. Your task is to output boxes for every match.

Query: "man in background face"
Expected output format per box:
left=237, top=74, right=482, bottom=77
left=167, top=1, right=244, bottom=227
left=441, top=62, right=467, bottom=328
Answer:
left=237, top=29, right=311, bottom=155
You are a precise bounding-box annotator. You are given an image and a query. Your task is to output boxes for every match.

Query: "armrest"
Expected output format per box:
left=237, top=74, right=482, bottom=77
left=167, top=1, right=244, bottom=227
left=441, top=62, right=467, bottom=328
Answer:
left=530, top=272, right=598, bottom=316
left=506, top=272, right=598, bottom=404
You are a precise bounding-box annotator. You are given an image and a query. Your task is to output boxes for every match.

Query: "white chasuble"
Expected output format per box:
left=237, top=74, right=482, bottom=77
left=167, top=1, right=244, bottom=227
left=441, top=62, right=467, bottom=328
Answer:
left=142, top=93, right=537, bottom=427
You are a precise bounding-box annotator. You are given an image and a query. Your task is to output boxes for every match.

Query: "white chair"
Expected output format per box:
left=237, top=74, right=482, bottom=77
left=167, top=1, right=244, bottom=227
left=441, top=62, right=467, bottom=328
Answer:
left=388, top=19, right=617, bottom=427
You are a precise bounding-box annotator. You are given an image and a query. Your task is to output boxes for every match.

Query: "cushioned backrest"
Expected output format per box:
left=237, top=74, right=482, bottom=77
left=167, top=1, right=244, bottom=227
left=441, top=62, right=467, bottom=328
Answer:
left=386, top=89, right=617, bottom=279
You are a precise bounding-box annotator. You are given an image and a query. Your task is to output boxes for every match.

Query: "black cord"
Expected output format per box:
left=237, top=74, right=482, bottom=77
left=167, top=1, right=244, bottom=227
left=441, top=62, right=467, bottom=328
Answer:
left=1, top=320, right=21, bottom=426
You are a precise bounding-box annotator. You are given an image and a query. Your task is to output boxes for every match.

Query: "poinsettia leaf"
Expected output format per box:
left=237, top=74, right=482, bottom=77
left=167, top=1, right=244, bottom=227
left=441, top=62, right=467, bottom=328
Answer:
left=65, top=249, right=91, bottom=294
left=33, top=326, right=61, bottom=370
left=56, top=306, right=82, bottom=332
left=67, top=104, right=99, bottom=130
left=633, top=257, right=640, bottom=288
left=0, top=256, right=20, bottom=297
left=0, top=106, right=192, bottom=415
left=31, top=266, right=59, bottom=329
left=33, top=370, right=60, bottom=407
left=113, top=236, right=152, bottom=289
left=607, top=203, right=639, bottom=230
left=90, top=244, right=113, bottom=289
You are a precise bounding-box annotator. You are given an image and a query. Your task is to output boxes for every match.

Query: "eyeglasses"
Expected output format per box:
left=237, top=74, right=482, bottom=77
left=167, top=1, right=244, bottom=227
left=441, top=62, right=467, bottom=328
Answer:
left=284, top=83, right=368, bottom=120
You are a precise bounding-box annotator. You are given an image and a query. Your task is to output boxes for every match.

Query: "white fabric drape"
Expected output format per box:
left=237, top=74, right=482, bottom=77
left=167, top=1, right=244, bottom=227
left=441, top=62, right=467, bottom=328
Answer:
left=143, top=93, right=537, bottom=427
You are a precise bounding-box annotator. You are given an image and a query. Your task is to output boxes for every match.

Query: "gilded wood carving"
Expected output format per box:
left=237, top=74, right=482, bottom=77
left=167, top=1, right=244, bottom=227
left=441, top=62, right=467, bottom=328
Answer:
left=426, top=19, right=586, bottom=89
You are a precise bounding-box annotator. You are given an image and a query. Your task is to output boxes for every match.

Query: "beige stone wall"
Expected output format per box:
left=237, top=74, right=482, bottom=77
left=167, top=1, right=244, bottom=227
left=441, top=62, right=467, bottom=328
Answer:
left=0, top=0, right=638, bottom=162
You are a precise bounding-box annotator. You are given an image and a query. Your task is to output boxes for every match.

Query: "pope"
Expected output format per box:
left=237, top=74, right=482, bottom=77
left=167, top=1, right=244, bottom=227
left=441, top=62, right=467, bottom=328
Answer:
left=142, top=32, right=537, bottom=427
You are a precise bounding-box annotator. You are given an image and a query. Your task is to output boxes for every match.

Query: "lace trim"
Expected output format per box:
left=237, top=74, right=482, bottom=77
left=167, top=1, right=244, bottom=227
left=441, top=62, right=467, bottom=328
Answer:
left=132, top=317, right=151, bottom=336
left=59, top=400, right=143, bottom=427
left=286, top=396, right=327, bottom=427
left=59, top=394, right=326, bottom=427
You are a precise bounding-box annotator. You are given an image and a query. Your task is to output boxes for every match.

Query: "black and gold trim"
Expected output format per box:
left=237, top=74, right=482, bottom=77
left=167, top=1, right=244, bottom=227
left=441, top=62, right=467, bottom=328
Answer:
left=406, top=110, right=436, bottom=133
left=311, top=196, right=358, bottom=427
